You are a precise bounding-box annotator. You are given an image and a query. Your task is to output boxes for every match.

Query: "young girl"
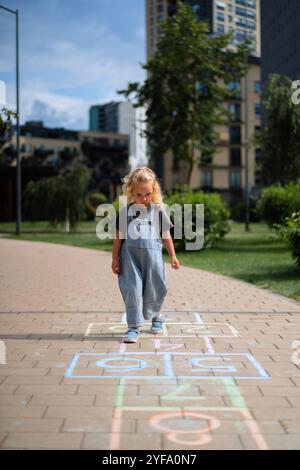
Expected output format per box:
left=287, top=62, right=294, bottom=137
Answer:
left=112, top=167, right=180, bottom=343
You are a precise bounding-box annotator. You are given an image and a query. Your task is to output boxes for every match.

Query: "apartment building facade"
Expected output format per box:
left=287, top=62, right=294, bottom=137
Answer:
left=146, top=0, right=261, bottom=206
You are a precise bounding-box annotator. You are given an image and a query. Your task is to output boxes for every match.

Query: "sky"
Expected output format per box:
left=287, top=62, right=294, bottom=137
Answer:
left=0, top=0, right=146, bottom=130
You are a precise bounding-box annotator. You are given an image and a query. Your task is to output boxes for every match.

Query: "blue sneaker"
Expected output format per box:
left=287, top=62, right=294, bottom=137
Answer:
left=151, top=318, right=164, bottom=334
left=123, top=328, right=140, bottom=343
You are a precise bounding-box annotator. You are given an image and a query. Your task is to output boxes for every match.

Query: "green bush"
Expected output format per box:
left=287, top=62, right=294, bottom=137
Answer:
left=257, top=183, right=300, bottom=226
left=85, top=192, right=108, bottom=220
left=231, top=198, right=261, bottom=222
left=274, top=211, right=300, bottom=267
left=164, top=185, right=230, bottom=250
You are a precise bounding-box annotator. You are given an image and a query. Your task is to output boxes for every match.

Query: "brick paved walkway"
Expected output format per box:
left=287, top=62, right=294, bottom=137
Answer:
left=0, top=238, right=300, bottom=450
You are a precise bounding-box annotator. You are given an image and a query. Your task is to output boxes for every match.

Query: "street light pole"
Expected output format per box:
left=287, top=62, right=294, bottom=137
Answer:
left=0, top=4, right=21, bottom=235
left=243, top=75, right=250, bottom=232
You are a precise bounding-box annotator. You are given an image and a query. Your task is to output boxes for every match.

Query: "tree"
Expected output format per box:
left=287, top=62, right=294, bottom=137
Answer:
left=117, top=0, right=252, bottom=185
left=23, top=166, right=91, bottom=229
left=0, top=106, right=17, bottom=134
left=257, top=74, right=300, bottom=185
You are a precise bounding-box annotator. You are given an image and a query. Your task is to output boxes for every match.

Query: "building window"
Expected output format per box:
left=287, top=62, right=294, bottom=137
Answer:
left=236, top=28, right=247, bottom=41
left=247, top=10, right=256, bottom=19
left=230, top=148, right=241, bottom=166
left=217, top=12, right=225, bottom=21
left=228, top=103, right=241, bottom=122
left=217, top=2, right=226, bottom=10
left=236, top=0, right=256, bottom=8
left=246, top=21, right=256, bottom=30
left=202, top=170, right=213, bottom=188
left=235, top=17, right=246, bottom=27
left=227, top=81, right=241, bottom=98
left=230, top=126, right=241, bottom=144
left=255, top=103, right=262, bottom=116
left=254, top=81, right=261, bottom=93
left=230, top=170, right=241, bottom=188
left=235, top=6, right=256, bottom=19
left=236, top=6, right=248, bottom=17
left=201, top=151, right=213, bottom=165
left=217, top=23, right=225, bottom=34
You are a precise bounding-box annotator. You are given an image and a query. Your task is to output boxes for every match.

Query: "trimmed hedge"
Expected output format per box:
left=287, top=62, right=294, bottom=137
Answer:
left=274, top=211, right=300, bottom=267
left=257, top=183, right=300, bottom=226
left=164, top=186, right=230, bottom=250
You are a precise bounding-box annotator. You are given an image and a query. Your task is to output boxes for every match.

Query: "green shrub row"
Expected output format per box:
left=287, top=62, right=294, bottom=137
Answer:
left=257, top=183, right=300, bottom=226
left=274, top=211, right=300, bottom=267
left=164, top=185, right=230, bottom=250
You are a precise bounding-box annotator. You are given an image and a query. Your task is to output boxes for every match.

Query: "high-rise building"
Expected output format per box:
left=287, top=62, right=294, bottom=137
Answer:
left=89, top=101, right=135, bottom=135
left=89, top=101, right=148, bottom=170
left=261, top=0, right=300, bottom=84
left=147, top=0, right=261, bottom=61
left=146, top=0, right=262, bottom=206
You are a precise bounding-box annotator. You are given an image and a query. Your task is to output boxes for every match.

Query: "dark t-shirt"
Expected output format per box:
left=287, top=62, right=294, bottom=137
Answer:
left=115, top=203, right=173, bottom=239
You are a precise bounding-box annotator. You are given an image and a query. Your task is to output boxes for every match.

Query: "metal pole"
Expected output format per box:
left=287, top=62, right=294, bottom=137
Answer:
left=16, top=8, right=21, bottom=235
left=244, top=75, right=250, bottom=232
left=0, top=4, right=21, bottom=235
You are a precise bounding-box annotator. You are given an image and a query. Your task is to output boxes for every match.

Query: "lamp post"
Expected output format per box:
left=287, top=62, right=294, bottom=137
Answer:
left=243, top=75, right=250, bottom=232
left=0, top=4, right=20, bottom=235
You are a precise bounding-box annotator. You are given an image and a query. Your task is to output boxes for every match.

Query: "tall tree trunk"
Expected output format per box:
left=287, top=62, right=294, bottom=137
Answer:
left=188, top=137, right=196, bottom=187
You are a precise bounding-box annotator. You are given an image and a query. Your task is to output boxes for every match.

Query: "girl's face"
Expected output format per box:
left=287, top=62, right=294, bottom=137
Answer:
left=132, top=182, right=154, bottom=206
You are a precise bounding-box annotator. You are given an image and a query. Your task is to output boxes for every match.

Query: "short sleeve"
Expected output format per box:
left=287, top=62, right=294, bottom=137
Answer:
left=159, top=205, right=174, bottom=237
left=115, top=205, right=128, bottom=234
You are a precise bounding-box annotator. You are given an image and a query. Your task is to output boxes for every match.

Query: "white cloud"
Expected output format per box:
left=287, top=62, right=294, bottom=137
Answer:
left=1, top=1, right=146, bottom=129
left=4, top=76, right=88, bottom=129
left=22, top=87, right=89, bottom=129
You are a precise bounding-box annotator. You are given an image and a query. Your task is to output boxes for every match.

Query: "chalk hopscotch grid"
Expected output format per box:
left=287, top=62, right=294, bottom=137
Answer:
left=65, top=351, right=270, bottom=380
left=63, top=311, right=270, bottom=449
left=107, top=313, right=270, bottom=450
left=84, top=322, right=240, bottom=338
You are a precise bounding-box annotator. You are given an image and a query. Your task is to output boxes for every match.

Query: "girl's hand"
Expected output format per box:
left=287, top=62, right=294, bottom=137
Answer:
left=171, top=255, right=180, bottom=269
left=111, top=258, right=120, bottom=275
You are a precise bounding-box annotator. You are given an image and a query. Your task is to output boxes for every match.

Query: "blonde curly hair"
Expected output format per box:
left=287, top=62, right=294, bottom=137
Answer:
left=120, top=167, right=163, bottom=206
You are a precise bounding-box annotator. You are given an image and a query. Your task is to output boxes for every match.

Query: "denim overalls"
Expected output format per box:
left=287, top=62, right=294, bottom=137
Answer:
left=117, top=203, right=168, bottom=328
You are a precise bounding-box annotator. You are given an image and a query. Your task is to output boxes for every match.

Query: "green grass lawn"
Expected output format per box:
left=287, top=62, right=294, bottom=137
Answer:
left=1, top=220, right=299, bottom=302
